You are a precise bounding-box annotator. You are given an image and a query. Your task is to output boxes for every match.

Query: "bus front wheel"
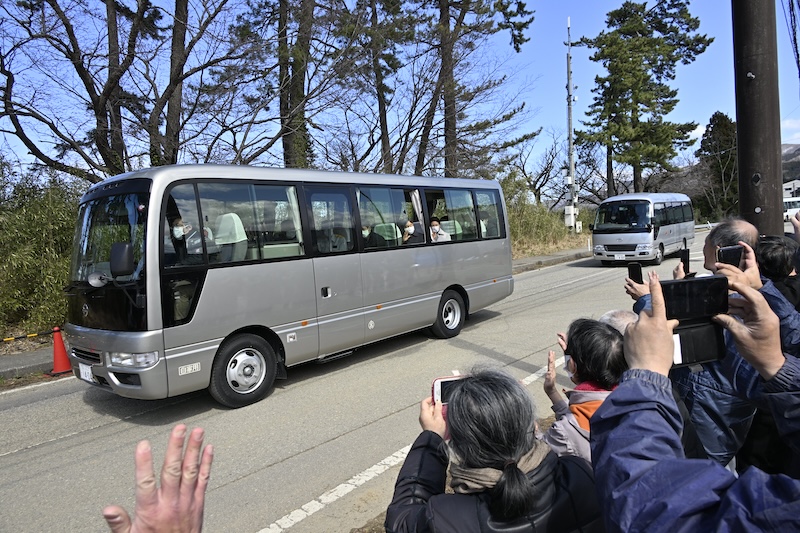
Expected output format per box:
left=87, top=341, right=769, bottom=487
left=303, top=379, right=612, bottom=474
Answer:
left=209, top=334, right=277, bottom=408
left=431, top=290, right=465, bottom=339
left=652, top=245, right=664, bottom=265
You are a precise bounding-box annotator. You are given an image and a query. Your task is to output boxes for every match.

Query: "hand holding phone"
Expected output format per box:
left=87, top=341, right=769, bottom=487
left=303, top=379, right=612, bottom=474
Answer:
left=431, top=376, right=464, bottom=440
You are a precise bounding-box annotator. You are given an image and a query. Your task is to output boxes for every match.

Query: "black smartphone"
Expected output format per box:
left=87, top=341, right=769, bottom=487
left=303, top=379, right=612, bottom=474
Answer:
left=680, top=248, right=690, bottom=275
left=716, top=245, right=743, bottom=267
left=660, top=276, right=729, bottom=320
left=660, top=276, right=729, bottom=367
left=627, top=262, right=644, bottom=284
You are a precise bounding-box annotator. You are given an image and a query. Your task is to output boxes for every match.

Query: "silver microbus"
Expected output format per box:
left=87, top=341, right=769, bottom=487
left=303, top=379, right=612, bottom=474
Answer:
left=590, top=193, right=695, bottom=265
left=63, top=165, right=513, bottom=407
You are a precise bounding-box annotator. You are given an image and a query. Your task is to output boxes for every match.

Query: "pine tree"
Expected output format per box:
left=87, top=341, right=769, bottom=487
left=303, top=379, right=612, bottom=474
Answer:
left=578, top=1, right=712, bottom=193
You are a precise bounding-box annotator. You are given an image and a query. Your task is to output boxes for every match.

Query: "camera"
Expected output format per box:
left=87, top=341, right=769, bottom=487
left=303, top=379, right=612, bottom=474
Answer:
left=660, top=276, right=729, bottom=366
left=432, top=375, right=464, bottom=404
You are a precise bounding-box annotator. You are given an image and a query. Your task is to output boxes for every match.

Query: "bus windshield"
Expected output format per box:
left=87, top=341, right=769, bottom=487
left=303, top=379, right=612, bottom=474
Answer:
left=593, top=200, right=651, bottom=233
left=70, top=193, right=148, bottom=283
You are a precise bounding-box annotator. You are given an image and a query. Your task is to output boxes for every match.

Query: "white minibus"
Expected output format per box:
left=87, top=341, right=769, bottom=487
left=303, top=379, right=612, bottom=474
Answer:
left=590, top=193, right=695, bottom=265
left=784, top=197, right=800, bottom=221
left=63, top=165, right=513, bottom=407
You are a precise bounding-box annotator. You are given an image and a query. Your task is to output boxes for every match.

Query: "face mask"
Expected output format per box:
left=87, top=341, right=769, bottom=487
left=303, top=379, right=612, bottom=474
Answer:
left=172, top=226, right=184, bottom=239
left=431, top=226, right=440, bottom=234
left=362, top=229, right=371, bottom=238
left=564, top=354, right=575, bottom=380
left=405, top=225, right=415, bottom=235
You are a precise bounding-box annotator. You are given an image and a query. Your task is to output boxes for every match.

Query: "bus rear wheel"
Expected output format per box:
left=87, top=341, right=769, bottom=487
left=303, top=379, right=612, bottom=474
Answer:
left=431, top=290, right=465, bottom=339
left=209, top=334, right=277, bottom=408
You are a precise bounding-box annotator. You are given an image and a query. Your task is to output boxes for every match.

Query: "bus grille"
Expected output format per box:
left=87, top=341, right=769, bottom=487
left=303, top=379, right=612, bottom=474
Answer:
left=72, top=348, right=102, bottom=364
left=604, top=244, right=637, bottom=252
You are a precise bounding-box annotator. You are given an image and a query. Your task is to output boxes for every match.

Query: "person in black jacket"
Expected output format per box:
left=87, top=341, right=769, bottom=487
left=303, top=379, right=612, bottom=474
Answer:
left=385, top=368, right=604, bottom=533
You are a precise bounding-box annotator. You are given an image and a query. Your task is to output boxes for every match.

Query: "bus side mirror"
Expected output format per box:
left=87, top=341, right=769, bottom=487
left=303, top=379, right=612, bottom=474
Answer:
left=110, top=242, right=135, bottom=277
left=588, top=223, right=594, bottom=231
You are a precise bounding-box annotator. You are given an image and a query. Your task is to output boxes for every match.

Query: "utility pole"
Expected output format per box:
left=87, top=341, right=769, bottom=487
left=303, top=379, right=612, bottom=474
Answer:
left=565, top=17, right=580, bottom=231
left=732, top=0, right=783, bottom=236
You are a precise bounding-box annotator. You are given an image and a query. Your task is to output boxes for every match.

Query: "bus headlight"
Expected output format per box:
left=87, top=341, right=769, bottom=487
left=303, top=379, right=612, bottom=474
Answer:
left=593, top=245, right=605, bottom=253
left=635, top=243, right=653, bottom=251
left=108, top=351, right=159, bottom=368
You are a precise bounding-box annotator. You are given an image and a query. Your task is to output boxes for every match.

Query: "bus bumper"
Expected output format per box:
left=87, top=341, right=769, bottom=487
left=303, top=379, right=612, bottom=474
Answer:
left=63, top=324, right=170, bottom=400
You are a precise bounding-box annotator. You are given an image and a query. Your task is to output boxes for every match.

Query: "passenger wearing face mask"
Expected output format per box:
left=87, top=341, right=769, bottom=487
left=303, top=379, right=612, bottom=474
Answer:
left=429, top=216, right=451, bottom=243
left=402, top=219, right=424, bottom=245
left=541, top=318, right=627, bottom=462
left=169, top=217, right=191, bottom=263
left=362, top=217, right=387, bottom=249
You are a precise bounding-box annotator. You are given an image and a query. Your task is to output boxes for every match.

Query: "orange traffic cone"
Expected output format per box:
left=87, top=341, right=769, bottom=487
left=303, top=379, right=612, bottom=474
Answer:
left=48, top=327, right=72, bottom=376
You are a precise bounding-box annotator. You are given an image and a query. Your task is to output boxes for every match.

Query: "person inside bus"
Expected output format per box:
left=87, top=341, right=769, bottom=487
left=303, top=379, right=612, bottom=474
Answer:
left=362, top=216, right=387, bottom=249
left=168, top=216, right=190, bottom=263
left=541, top=318, right=627, bottom=463
left=103, top=424, right=213, bottom=533
left=429, top=216, right=451, bottom=243
left=279, top=219, right=297, bottom=241
left=480, top=210, right=499, bottom=238
left=385, top=368, right=603, bottom=533
left=401, top=219, right=424, bottom=245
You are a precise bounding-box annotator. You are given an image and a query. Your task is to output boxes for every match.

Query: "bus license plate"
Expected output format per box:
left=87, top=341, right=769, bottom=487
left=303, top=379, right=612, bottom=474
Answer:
left=614, top=254, right=625, bottom=260
left=79, top=363, right=94, bottom=383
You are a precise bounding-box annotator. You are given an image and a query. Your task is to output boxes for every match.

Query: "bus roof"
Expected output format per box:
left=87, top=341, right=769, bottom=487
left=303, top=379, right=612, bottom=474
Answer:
left=85, top=164, right=503, bottom=196
left=599, top=192, right=691, bottom=204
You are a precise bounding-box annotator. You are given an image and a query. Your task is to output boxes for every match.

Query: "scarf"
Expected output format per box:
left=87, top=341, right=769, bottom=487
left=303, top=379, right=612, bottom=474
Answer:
left=448, top=439, right=550, bottom=494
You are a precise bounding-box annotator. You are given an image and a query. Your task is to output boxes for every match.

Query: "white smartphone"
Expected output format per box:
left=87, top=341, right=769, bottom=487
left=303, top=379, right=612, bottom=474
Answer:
left=432, top=375, right=464, bottom=404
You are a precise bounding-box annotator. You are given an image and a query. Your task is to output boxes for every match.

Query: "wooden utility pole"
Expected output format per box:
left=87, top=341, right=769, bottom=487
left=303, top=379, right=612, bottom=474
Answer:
left=732, top=0, right=783, bottom=236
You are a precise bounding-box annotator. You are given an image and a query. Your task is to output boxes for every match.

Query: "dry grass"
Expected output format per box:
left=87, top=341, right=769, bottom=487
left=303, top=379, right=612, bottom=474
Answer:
left=512, top=232, right=590, bottom=260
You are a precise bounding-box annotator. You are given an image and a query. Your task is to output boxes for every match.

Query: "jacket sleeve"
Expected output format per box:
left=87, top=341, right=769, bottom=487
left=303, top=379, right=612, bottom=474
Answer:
left=760, top=279, right=800, bottom=356
left=590, top=369, right=800, bottom=532
left=384, top=431, right=448, bottom=533
left=542, top=417, right=577, bottom=458
left=761, top=354, right=800, bottom=450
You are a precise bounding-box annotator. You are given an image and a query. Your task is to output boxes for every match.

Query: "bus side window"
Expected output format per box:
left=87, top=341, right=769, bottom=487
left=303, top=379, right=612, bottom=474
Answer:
left=475, top=190, right=502, bottom=238
left=306, top=187, right=355, bottom=254
left=254, top=185, right=304, bottom=259
left=197, top=183, right=256, bottom=264
left=163, top=183, right=204, bottom=268
left=357, top=186, right=406, bottom=248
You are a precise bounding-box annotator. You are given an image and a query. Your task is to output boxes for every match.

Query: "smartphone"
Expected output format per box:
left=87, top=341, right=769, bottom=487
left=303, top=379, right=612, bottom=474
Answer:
left=627, top=262, right=643, bottom=284
left=680, top=248, right=691, bottom=275
left=432, top=375, right=464, bottom=404
left=716, top=245, right=743, bottom=267
left=660, top=276, right=729, bottom=321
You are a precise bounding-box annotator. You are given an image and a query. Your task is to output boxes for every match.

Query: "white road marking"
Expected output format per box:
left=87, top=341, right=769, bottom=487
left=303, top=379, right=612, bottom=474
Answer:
left=258, top=362, right=553, bottom=532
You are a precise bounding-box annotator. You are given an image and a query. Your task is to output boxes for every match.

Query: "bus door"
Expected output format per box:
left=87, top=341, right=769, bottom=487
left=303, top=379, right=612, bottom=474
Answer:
left=305, top=186, right=365, bottom=356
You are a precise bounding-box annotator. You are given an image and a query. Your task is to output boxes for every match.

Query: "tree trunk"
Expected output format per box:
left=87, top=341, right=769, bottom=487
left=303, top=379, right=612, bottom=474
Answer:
left=281, top=0, right=314, bottom=168
left=279, top=0, right=291, bottom=166
left=605, top=142, right=614, bottom=197
left=370, top=0, right=392, bottom=174
left=439, top=0, right=457, bottom=177
left=164, top=0, right=188, bottom=166
left=105, top=0, right=126, bottom=173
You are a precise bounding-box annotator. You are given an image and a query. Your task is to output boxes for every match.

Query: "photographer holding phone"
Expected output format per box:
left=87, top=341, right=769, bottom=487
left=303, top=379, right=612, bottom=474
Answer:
left=590, top=272, right=800, bottom=532
left=385, top=368, right=603, bottom=533
left=624, top=217, right=761, bottom=469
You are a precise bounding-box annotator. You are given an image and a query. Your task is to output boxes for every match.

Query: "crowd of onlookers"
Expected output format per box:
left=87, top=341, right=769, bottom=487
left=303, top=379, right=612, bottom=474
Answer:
left=102, top=216, right=800, bottom=533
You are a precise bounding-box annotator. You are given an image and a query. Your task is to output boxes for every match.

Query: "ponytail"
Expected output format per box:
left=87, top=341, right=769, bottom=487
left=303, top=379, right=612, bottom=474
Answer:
left=488, top=462, right=536, bottom=520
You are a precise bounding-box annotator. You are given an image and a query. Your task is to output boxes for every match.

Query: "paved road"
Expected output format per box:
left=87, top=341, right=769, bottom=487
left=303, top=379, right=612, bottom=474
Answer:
left=0, top=239, right=705, bottom=532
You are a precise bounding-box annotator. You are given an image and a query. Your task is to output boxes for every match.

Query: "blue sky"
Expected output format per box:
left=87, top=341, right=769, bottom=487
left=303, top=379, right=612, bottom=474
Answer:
left=508, top=1, right=800, bottom=153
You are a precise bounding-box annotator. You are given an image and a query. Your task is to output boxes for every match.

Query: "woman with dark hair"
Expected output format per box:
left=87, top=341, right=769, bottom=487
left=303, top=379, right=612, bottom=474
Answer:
left=542, top=319, right=627, bottom=462
left=385, top=368, right=603, bottom=533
